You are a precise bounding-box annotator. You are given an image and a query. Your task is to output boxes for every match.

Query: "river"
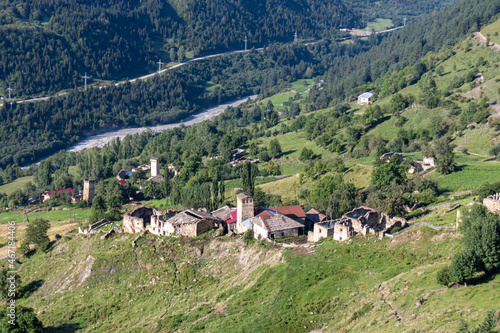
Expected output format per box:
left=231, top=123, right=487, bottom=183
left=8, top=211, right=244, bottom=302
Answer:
left=22, top=95, right=257, bottom=167
left=66, top=95, right=257, bottom=152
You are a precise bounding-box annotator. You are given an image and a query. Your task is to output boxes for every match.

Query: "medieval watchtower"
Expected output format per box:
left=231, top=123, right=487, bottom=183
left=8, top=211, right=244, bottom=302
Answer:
left=83, top=178, right=95, bottom=204
left=237, top=193, right=254, bottom=223
left=151, top=157, right=159, bottom=177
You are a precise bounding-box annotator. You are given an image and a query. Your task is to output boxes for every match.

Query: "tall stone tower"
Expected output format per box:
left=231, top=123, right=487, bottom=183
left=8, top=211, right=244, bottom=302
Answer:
left=237, top=193, right=254, bottom=223
left=150, top=157, right=159, bottom=177
left=83, top=179, right=95, bottom=204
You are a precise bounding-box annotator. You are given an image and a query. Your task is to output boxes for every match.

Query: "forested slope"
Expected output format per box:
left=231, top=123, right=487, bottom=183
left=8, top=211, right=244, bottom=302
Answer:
left=0, top=0, right=454, bottom=96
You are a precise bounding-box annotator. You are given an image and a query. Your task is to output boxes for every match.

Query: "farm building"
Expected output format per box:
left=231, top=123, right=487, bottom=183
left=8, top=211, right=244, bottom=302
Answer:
left=358, top=92, right=373, bottom=105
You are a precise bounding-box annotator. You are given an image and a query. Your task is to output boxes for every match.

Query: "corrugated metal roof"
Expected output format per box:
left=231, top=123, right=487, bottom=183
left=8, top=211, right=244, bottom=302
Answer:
left=358, top=92, right=373, bottom=99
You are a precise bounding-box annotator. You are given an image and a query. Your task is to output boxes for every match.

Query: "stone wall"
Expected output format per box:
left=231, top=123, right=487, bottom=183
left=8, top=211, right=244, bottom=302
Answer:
left=269, top=228, right=299, bottom=239
left=253, top=222, right=269, bottom=240
left=483, top=193, right=500, bottom=214
left=89, top=219, right=109, bottom=230
left=311, top=221, right=336, bottom=242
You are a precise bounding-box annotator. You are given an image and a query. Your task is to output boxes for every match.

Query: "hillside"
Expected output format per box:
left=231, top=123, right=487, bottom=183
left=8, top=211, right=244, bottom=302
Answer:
left=10, top=226, right=498, bottom=332
left=0, top=0, right=456, bottom=97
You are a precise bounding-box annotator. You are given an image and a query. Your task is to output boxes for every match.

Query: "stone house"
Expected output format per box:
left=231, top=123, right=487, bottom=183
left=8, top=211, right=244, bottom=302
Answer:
left=308, top=220, right=336, bottom=242
left=149, top=209, right=222, bottom=237
left=123, top=207, right=161, bottom=233
left=252, top=214, right=304, bottom=240
left=333, top=218, right=355, bottom=241
left=211, top=206, right=237, bottom=232
left=483, top=193, right=500, bottom=214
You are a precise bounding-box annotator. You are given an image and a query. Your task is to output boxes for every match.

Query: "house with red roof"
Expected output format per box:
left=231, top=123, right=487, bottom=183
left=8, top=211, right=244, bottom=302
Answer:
left=212, top=193, right=307, bottom=239
left=42, top=188, right=75, bottom=202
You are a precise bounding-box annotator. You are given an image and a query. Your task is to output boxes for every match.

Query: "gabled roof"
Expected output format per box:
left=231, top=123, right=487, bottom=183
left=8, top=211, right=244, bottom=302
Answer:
left=359, top=92, right=373, bottom=99
left=226, top=210, right=237, bottom=224
left=269, top=205, right=306, bottom=219
left=185, top=209, right=219, bottom=220
left=148, top=175, right=165, bottom=183
left=306, top=208, right=328, bottom=223
left=255, top=214, right=304, bottom=232
left=211, top=206, right=234, bottom=221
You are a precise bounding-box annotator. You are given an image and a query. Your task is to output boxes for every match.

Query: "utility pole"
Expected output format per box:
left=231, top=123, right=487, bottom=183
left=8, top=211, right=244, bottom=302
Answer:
left=157, top=59, right=163, bottom=73
left=244, top=36, right=248, bottom=51
left=82, top=72, right=90, bottom=90
left=403, top=16, right=407, bottom=27
left=294, top=30, right=298, bottom=42
left=7, top=84, right=12, bottom=101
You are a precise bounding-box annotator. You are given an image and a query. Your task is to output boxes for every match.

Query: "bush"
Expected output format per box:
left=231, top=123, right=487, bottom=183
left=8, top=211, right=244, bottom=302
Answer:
left=243, top=229, right=254, bottom=245
left=449, top=251, right=480, bottom=283
left=299, top=147, right=314, bottom=162
left=436, top=266, right=452, bottom=286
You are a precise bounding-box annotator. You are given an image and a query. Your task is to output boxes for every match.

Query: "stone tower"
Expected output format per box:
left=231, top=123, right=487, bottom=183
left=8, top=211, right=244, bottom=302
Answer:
left=237, top=193, right=254, bottom=223
left=83, top=179, right=95, bottom=204
left=151, top=157, right=159, bottom=177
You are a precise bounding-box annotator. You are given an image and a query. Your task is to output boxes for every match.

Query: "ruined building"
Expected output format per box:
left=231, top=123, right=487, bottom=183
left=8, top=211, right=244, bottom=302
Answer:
left=483, top=193, right=500, bottom=214
left=308, top=207, right=408, bottom=242
left=123, top=207, right=161, bottom=234
left=83, top=179, right=95, bottom=204
left=149, top=209, right=221, bottom=237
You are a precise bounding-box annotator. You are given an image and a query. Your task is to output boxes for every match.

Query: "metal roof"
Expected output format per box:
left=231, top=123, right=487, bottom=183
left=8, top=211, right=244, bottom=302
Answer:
left=358, top=92, right=373, bottom=99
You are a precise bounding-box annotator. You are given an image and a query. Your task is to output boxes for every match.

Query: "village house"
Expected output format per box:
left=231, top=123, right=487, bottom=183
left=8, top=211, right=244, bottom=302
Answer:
left=358, top=92, right=373, bottom=105
left=42, top=188, right=74, bottom=202
left=149, top=209, right=222, bottom=237
left=252, top=214, right=304, bottom=240
left=308, top=206, right=408, bottom=242
left=232, top=193, right=306, bottom=239
left=211, top=206, right=236, bottom=231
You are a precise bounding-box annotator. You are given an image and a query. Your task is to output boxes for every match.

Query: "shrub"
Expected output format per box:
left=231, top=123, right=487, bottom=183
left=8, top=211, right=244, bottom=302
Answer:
left=436, top=266, right=452, bottom=286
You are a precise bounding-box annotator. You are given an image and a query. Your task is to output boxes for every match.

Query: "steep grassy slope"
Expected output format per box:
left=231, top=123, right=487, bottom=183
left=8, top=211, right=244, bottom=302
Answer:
left=11, top=227, right=499, bottom=332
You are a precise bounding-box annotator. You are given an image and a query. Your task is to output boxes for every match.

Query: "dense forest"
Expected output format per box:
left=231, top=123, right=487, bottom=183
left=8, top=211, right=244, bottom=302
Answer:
left=0, top=42, right=330, bottom=167
left=0, top=0, right=455, bottom=96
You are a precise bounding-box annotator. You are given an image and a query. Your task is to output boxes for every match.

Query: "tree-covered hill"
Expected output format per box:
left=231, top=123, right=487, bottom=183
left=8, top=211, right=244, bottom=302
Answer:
left=0, top=0, right=455, bottom=96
